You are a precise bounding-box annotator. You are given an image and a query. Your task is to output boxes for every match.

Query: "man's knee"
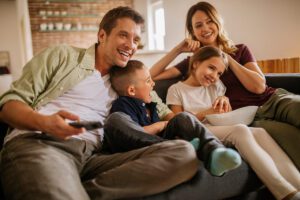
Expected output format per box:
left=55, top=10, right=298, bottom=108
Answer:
left=160, top=140, right=199, bottom=177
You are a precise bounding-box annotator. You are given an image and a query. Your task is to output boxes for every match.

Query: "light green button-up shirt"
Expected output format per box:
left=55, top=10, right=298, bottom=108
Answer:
left=150, top=91, right=172, bottom=120
left=0, top=44, right=97, bottom=110
left=0, top=43, right=171, bottom=121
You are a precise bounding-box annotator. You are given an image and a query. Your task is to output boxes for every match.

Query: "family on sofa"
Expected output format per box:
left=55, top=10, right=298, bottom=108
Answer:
left=0, top=2, right=299, bottom=200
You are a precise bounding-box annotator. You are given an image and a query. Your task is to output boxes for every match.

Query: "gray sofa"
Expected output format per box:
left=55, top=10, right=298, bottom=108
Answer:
left=1, top=73, right=299, bottom=200
left=140, top=73, right=300, bottom=200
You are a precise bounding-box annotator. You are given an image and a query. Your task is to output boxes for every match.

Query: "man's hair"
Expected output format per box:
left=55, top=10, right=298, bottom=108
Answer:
left=110, top=60, right=145, bottom=96
left=99, top=6, right=144, bottom=36
left=187, top=46, right=228, bottom=77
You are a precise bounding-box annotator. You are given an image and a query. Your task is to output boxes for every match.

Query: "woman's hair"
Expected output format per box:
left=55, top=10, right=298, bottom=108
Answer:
left=110, top=60, right=145, bottom=96
left=185, top=1, right=237, bottom=54
left=187, top=46, right=228, bottom=77
left=99, top=6, right=144, bottom=36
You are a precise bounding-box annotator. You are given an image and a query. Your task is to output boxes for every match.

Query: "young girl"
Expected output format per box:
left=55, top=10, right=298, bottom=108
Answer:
left=166, top=46, right=300, bottom=200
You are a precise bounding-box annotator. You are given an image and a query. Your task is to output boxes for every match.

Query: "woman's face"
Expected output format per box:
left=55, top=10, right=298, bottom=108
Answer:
left=192, top=57, right=226, bottom=87
left=191, top=10, right=218, bottom=46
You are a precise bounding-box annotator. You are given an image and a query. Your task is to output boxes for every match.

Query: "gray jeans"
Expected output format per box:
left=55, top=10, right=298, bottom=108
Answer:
left=0, top=132, right=198, bottom=200
left=103, top=112, right=224, bottom=167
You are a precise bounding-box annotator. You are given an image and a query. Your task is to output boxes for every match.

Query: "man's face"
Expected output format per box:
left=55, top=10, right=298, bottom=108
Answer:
left=99, top=18, right=142, bottom=68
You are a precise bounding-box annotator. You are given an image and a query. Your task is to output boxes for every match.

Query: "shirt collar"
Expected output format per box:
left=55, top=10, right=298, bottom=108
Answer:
left=120, top=96, right=157, bottom=108
left=79, top=43, right=96, bottom=70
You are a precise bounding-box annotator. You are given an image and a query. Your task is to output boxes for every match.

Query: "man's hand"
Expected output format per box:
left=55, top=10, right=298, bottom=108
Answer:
left=39, top=110, right=85, bottom=140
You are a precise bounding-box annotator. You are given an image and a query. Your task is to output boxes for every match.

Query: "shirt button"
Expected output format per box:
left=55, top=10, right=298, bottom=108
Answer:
left=59, top=87, right=64, bottom=90
left=142, top=103, right=145, bottom=106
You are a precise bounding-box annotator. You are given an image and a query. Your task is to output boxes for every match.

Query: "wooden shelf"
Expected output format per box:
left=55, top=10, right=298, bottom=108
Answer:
left=39, top=28, right=98, bottom=32
left=45, top=0, right=107, bottom=3
left=39, top=14, right=101, bottom=18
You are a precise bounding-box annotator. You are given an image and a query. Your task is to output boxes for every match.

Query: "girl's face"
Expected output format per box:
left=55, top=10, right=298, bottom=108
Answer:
left=191, top=10, right=218, bottom=46
left=192, top=57, right=226, bottom=87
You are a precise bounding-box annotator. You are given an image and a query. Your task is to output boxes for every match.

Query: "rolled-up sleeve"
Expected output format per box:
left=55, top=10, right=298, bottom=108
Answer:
left=150, top=91, right=172, bottom=120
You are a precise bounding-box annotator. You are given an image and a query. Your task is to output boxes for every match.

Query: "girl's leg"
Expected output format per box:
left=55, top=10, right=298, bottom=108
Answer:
left=208, top=124, right=298, bottom=200
left=251, top=127, right=300, bottom=190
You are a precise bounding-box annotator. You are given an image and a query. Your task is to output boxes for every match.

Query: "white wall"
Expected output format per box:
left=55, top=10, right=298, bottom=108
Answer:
left=0, top=0, right=32, bottom=80
left=133, top=0, right=300, bottom=67
left=0, top=0, right=299, bottom=76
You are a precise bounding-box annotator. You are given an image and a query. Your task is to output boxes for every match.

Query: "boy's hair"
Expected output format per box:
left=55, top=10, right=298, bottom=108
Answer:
left=99, top=6, right=144, bottom=36
left=187, top=46, right=229, bottom=77
left=110, top=60, right=145, bottom=96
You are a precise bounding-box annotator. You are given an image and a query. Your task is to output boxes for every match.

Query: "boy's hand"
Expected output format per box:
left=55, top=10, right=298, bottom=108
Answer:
left=143, top=121, right=168, bottom=135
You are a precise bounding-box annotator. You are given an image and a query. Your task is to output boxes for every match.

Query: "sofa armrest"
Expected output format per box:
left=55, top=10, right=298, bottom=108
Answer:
left=265, top=73, right=300, bottom=94
left=0, top=121, right=8, bottom=149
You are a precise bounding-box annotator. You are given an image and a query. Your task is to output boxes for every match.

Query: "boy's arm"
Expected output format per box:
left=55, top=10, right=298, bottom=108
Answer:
left=143, top=121, right=168, bottom=135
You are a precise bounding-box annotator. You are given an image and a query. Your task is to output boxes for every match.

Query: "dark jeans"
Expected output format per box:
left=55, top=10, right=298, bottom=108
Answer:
left=103, top=112, right=224, bottom=167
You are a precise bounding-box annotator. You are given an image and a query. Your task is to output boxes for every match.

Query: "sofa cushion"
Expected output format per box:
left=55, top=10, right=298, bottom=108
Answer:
left=205, top=106, right=258, bottom=126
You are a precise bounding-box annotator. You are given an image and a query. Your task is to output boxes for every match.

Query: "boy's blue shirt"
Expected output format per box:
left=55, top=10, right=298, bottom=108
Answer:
left=110, top=96, right=160, bottom=126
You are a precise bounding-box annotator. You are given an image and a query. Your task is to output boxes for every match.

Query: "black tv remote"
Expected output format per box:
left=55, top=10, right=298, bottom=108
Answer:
left=69, top=121, right=102, bottom=130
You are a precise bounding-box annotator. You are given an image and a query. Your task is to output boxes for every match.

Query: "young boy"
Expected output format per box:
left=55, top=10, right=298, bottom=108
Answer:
left=104, top=60, right=242, bottom=176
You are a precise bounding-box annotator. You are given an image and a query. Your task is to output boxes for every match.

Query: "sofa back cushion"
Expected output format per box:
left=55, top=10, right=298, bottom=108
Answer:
left=154, top=73, right=300, bottom=102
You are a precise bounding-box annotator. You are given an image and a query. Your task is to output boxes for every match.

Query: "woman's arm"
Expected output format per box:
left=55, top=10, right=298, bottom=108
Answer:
left=227, top=54, right=266, bottom=94
left=151, top=39, right=200, bottom=81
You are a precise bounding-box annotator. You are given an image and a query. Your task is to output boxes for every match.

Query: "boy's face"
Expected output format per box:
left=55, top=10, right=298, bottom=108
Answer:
left=131, top=67, right=155, bottom=103
left=98, top=18, right=142, bottom=69
left=193, top=57, right=226, bottom=86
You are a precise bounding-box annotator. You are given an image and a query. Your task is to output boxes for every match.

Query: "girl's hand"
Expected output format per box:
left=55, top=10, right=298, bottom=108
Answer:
left=176, top=38, right=201, bottom=53
left=195, top=107, right=223, bottom=121
left=212, top=96, right=232, bottom=113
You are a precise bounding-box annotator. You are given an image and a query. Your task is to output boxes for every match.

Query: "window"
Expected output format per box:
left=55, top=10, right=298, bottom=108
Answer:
left=148, top=0, right=165, bottom=50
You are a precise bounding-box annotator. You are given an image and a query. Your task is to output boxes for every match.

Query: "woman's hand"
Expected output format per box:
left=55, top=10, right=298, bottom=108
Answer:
left=212, top=96, right=232, bottom=113
left=176, top=38, right=201, bottom=53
